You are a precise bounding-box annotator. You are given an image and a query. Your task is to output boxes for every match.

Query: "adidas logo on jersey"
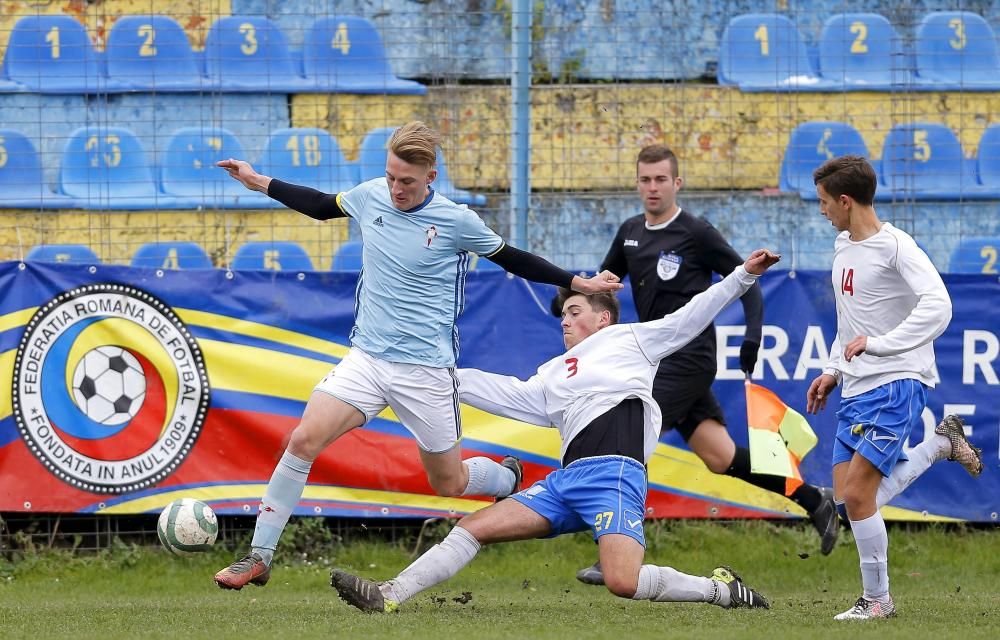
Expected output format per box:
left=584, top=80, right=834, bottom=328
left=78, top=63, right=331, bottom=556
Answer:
left=373, top=216, right=384, bottom=227
left=624, top=239, right=638, bottom=247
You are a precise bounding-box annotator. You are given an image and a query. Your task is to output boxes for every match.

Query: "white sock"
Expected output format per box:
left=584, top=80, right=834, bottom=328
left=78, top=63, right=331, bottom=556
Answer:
left=850, top=511, right=890, bottom=602
left=632, top=565, right=728, bottom=607
left=381, top=526, right=481, bottom=604
left=876, top=434, right=950, bottom=507
left=250, top=450, right=312, bottom=565
left=461, top=457, right=516, bottom=497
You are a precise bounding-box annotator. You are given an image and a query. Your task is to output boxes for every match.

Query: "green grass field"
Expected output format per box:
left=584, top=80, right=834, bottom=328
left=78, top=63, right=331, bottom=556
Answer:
left=1, top=520, right=997, bottom=639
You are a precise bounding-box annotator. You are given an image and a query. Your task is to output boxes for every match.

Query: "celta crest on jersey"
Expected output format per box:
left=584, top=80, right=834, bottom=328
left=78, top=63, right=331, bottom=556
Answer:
left=657, top=251, right=682, bottom=280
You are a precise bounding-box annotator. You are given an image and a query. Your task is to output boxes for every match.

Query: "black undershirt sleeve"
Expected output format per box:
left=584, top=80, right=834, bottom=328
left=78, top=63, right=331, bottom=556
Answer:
left=599, top=223, right=628, bottom=277
left=267, top=179, right=348, bottom=221
left=484, top=244, right=575, bottom=289
left=699, top=223, right=764, bottom=344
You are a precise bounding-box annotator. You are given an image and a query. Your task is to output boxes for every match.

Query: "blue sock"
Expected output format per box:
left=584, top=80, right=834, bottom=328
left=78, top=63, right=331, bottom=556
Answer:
left=251, top=450, right=312, bottom=565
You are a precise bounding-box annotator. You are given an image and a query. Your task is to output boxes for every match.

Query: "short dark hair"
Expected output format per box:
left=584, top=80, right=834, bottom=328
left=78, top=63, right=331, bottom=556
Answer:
left=812, top=155, right=877, bottom=206
left=637, top=144, right=679, bottom=179
left=555, top=288, right=620, bottom=325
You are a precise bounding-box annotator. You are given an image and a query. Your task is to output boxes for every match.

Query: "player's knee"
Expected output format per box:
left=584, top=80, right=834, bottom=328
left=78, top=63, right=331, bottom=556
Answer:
left=603, top=574, right=638, bottom=599
left=286, top=425, right=323, bottom=460
left=702, top=453, right=730, bottom=474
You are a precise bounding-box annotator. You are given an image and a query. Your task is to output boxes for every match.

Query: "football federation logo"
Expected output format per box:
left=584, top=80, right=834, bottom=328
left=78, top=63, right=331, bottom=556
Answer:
left=11, top=283, right=210, bottom=494
left=657, top=251, right=682, bottom=281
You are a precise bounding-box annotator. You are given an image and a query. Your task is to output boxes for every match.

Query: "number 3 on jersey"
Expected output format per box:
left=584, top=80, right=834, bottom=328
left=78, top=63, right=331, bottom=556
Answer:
left=565, top=357, right=579, bottom=378
left=840, top=267, right=855, bottom=296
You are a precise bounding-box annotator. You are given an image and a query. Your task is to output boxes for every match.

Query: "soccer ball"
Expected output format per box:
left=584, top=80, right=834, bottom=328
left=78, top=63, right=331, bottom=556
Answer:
left=157, top=498, right=219, bottom=556
left=72, top=345, right=146, bottom=424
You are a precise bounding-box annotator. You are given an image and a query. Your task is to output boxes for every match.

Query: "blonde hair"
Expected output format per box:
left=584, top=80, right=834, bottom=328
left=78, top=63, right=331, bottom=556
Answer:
left=388, top=121, right=440, bottom=168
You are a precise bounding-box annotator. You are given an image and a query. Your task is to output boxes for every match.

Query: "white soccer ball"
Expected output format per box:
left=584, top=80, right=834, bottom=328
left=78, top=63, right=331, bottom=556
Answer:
left=72, top=345, right=146, bottom=424
left=157, top=498, right=219, bottom=556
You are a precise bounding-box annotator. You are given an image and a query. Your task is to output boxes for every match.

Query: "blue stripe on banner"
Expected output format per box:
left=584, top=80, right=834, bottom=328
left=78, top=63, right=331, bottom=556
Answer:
left=0, top=416, right=19, bottom=448
left=210, top=389, right=306, bottom=417
left=0, top=326, right=24, bottom=354
left=79, top=480, right=252, bottom=511
left=187, top=326, right=342, bottom=365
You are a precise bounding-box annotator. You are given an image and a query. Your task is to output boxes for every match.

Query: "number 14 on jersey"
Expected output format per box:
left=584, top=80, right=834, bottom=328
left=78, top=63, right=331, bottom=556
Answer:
left=840, top=268, right=855, bottom=296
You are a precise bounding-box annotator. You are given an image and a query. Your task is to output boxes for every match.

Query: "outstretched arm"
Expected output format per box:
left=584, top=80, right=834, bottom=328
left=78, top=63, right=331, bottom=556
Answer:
left=631, top=249, right=780, bottom=364
left=456, top=368, right=551, bottom=427
left=217, top=159, right=347, bottom=220
left=484, top=244, right=623, bottom=294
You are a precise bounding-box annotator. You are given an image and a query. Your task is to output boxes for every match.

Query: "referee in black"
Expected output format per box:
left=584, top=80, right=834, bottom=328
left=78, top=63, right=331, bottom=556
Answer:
left=575, top=144, right=838, bottom=586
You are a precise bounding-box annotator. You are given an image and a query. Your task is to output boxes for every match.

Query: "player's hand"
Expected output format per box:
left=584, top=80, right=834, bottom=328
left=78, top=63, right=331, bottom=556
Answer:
left=739, top=339, right=760, bottom=376
left=217, top=158, right=271, bottom=193
left=743, top=249, right=781, bottom=275
left=843, top=336, right=868, bottom=362
left=572, top=270, right=623, bottom=294
left=806, top=373, right=838, bottom=414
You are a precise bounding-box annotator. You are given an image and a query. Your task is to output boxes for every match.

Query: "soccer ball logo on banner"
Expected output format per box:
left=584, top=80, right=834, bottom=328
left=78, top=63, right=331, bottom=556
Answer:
left=11, top=283, right=210, bottom=494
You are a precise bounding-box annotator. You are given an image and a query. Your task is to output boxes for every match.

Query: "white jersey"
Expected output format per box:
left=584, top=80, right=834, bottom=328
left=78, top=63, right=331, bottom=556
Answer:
left=823, top=222, right=952, bottom=398
left=457, top=266, right=759, bottom=464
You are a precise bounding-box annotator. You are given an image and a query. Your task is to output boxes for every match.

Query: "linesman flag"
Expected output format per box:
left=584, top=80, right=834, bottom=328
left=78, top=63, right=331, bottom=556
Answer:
left=745, top=380, right=818, bottom=496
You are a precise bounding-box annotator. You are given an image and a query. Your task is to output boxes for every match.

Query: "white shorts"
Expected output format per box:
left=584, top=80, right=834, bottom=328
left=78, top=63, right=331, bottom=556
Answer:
left=314, top=348, right=462, bottom=453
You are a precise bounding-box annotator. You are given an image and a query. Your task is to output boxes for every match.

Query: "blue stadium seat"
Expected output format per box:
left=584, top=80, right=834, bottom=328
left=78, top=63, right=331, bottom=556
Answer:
left=160, top=127, right=273, bottom=208
left=204, top=17, right=312, bottom=92
left=259, top=128, right=358, bottom=193
left=331, top=240, right=363, bottom=270
left=974, top=124, right=1000, bottom=195
left=4, top=16, right=109, bottom=93
left=302, top=16, right=426, bottom=95
left=818, top=14, right=911, bottom=89
left=58, top=126, right=174, bottom=209
left=131, top=241, right=213, bottom=269
left=106, top=16, right=204, bottom=91
left=949, top=237, right=1000, bottom=274
left=915, top=12, right=1000, bottom=90
left=359, top=127, right=486, bottom=206
left=780, top=122, right=872, bottom=197
left=881, top=123, right=994, bottom=200
left=26, top=244, right=99, bottom=264
left=719, top=14, right=833, bottom=91
left=0, top=130, right=73, bottom=208
left=232, top=241, right=314, bottom=271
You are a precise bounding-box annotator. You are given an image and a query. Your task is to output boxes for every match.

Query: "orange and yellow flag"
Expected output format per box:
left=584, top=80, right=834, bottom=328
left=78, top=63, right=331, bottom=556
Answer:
left=745, top=380, right=818, bottom=496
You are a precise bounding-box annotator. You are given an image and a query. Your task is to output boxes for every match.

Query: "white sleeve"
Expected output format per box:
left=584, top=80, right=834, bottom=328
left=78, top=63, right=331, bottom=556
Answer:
left=823, top=334, right=843, bottom=384
left=630, top=265, right=758, bottom=364
left=866, top=239, right=953, bottom=357
left=456, top=368, right=552, bottom=427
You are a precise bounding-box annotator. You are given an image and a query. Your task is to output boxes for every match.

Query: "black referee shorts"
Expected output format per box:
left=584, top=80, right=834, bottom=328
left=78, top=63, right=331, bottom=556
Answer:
left=651, top=366, right=727, bottom=442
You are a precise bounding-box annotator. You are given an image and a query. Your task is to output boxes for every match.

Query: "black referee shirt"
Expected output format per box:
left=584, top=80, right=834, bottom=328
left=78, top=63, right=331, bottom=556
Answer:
left=600, top=209, right=764, bottom=373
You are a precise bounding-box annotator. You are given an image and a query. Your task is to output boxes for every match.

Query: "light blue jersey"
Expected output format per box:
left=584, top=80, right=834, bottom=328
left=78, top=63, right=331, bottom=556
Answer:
left=337, top=178, right=503, bottom=368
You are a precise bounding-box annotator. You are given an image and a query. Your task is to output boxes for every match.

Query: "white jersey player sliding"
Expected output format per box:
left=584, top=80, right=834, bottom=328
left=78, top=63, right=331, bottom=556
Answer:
left=331, top=249, right=781, bottom=613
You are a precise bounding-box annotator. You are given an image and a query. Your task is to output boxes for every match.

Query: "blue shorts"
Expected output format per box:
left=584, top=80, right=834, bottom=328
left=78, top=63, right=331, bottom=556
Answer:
left=510, top=455, right=647, bottom=547
left=832, top=379, right=927, bottom=477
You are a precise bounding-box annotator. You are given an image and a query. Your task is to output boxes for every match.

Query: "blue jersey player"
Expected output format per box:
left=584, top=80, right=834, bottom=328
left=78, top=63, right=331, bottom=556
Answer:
left=330, top=250, right=782, bottom=613
left=213, top=122, right=624, bottom=590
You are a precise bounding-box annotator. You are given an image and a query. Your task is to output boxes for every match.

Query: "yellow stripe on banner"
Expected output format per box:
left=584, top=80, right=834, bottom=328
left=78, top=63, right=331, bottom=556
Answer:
left=0, top=349, right=15, bottom=419
left=198, top=339, right=333, bottom=400
left=648, top=444, right=809, bottom=516
left=881, top=505, right=963, bottom=523
left=460, top=405, right=563, bottom=461
left=96, top=483, right=492, bottom=515
left=0, top=307, right=35, bottom=334
left=176, top=308, right=350, bottom=360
